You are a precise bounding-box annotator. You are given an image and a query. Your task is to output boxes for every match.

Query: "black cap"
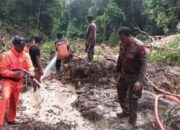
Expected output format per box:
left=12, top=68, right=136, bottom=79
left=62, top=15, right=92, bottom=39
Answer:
left=118, top=27, right=132, bottom=36
left=12, top=36, right=26, bottom=45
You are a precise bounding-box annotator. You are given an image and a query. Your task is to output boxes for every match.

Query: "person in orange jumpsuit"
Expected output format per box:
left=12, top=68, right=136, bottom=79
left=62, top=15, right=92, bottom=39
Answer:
left=0, top=36, right=35, bottom=126
left=54, top=33, right=72, bottom=73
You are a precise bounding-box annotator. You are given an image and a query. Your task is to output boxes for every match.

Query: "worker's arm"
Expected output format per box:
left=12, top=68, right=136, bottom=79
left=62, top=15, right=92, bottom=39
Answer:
left=116, top=44, right=122, bottom=74
left=66, top=40, right=70, bottom=51
left=134, top=45, right=147, bottom=92
left=23, top=53, right=35, bottom=77
left=24, top=53, right=40, bottom=91
left=137, top=45, right=147, bottom=82
left=35, top=55, right=43, bottom=75
left=85, top=26, right=90, bottom=40
left=116, top=55, right=122, bottom=74
left=54, top=41, right=57, bottom=51
left=0, top=54, right=18, bottom=78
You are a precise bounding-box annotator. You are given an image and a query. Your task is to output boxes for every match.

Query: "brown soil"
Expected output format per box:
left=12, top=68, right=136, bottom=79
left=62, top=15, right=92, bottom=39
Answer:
left=1, top=36, right=180, bottom=130
left=59, top=59, right=180, bottom=95
left=147, top=64, right=180, bottom=94
left=56, top=58, right=180, bottom=130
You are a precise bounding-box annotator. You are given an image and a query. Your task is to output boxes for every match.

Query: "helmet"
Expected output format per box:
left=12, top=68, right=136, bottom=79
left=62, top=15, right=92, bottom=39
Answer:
left=12, top=36, right=26, bottom=45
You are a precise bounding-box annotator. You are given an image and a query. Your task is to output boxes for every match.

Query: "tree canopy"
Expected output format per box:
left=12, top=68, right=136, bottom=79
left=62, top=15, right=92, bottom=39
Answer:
left=0, top=0, right=179, bottom=44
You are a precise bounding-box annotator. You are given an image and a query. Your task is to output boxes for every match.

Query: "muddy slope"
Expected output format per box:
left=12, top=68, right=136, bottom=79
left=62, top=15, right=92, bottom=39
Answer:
left=147, top=64, right=180, bottom=94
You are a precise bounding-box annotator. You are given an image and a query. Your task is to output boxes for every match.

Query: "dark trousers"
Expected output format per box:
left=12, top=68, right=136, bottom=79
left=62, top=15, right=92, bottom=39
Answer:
left=85, top=44, right=95, bottom=62
left=116, top=75, right=142, bottom=122
left=55, top=59, right=61, bottom=72
left=55, top=54, right=73, bottom=73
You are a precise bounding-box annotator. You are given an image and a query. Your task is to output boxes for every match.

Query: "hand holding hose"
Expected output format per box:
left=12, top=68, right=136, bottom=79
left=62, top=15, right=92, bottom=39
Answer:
left=11, top=68, right=41, bottom=92
left=32, top=78, right=41, bottom=92
left=13, top=71, right=23, bottom=80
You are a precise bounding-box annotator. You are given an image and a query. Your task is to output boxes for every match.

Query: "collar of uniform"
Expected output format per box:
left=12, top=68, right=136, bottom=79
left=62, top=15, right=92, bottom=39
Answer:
left=11, top=47, right=23, bottom=57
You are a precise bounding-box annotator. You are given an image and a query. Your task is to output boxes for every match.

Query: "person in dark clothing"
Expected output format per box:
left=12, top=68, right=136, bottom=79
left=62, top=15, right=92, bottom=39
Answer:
left=29, top=37, right=43, bottom=82
left=116, top=27, right=147, bottom=126
left=85, top=16, right=97, bottom=62
left=54, top=33, right=72, bottom=73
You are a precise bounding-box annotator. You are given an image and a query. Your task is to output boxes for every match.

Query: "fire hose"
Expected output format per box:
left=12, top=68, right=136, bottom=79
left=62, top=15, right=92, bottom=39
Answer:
left=11, top=68, right=41, bottom=88
left=146, top=76, right=180, bottom=130
left=146, top=76, right=180, bottom=99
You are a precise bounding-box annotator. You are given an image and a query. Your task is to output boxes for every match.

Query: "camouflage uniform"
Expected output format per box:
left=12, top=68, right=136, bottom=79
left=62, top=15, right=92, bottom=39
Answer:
left=116, top=38, right=147, bottom=123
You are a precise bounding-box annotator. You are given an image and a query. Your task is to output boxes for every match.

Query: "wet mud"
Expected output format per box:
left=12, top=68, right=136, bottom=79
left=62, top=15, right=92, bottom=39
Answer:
left=0, top=58, right=179, bottom=130
left=58, top=59, right=180, bottom=130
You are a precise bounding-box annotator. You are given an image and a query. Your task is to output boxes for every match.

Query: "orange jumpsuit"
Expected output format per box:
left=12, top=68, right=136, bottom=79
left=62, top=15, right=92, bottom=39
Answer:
left=0, top=47, right=34, bottom=125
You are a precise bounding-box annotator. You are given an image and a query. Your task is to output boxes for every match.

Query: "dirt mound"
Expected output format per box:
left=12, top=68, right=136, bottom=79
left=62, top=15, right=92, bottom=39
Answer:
left=147, top=64, right=180, bottom=94
left=58, top=59, right=180, bottom=95
left=59, top=59, right=117, bottom=88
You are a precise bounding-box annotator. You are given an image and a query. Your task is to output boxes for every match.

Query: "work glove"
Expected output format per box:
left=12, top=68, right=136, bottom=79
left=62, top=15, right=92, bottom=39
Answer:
left=13, top=71, right=23, bottom=80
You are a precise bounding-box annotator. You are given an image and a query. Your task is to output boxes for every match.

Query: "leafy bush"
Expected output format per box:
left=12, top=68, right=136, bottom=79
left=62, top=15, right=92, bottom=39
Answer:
left=149, top=38, right=180, bottom=65
left=136, top=34, right=151, bottom=42
left=108, top=29, right=119, bottom=47
left=177, top=22, right=180, bottom=32
left=67, top=24, right=84, bottom=40
left=42, top=41, right=55, bottom=54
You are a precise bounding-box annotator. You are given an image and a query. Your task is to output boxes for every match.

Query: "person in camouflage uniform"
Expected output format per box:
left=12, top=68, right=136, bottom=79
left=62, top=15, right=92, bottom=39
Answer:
left=116, top=27, right=147, bottom=126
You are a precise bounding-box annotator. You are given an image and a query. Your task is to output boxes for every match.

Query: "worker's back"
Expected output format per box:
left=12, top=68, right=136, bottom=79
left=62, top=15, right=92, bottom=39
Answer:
left=55, top=39, right=70, bottom=60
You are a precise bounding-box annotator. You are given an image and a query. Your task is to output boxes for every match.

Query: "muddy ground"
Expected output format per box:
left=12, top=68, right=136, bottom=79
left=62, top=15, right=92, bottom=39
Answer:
left=1, top=58, right=179, bottom=130
left=0, top=40, right=180, bottom=130
left=57, top=58, right=180, bottom=130
left=59, top=59, right=180, bottom=94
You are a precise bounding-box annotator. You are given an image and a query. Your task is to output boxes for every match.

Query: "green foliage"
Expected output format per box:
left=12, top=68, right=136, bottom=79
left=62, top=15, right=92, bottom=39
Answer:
left=108, top=28, right=119, bottom=47
left=42, top=41, right=55, bottom=54
left=143, top=0, right=180, bottom=34
left=156, top=12, right=170, bottom=33
left=0, top=0, right=179, bottom=45
left=67, top=23, right=84, bottom=39
left=149, top=38, right=180, bottom=65
left=136, top=34, right=151, bottom=43
left=177, top=22, right=180, bottom=32
left=91, top=0, right=124, bottom=44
